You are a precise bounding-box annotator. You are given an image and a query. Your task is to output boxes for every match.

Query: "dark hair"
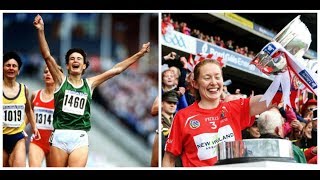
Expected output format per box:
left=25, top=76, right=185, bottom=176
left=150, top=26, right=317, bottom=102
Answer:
left=3, top=51, right=23, bottom=70
left=192, top=59, right=222, bottom=101
left=65, top=48, right=89, bottom=74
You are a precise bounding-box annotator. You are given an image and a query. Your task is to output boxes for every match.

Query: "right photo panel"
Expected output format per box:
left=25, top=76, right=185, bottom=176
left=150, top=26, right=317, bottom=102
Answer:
left=160, top=12, right=318, bottom=168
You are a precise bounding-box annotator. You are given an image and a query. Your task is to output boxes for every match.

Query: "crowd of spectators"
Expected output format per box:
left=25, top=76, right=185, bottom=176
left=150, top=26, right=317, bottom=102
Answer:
left=162, top=13, right=264, bottom=59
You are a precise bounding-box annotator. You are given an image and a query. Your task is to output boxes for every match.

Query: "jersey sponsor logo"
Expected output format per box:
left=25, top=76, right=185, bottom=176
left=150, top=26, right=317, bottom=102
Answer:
left=211, top=133, right=234, bottom=146
left=220, top=111, right=225, bottom=119
left=220, top=110, right=226, bottom=119
left=193, top=125, right=235, bottom=160
left=195, top=133, right=234, bottom=149
left=220, top=106, right=229, bottom=120
left=205, top=116, right=219, bottom=122
left=190, top=120, right=200, bottom=129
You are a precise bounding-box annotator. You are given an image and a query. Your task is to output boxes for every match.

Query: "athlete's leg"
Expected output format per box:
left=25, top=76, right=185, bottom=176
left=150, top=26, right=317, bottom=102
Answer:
left=9, top=138, right=26, bottom=167
left=68, top=146, right=89, bottom=167
left=3, top=150, right=9, bottom=167
left=28, top=143, right=45, bottom=167
left=48, top=146, right=68, bottom=167
left=45, top=152, right=51, bottom=167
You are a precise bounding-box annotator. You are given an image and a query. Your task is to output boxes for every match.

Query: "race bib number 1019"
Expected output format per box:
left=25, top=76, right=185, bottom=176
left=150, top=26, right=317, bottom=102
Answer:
left=3, top=104, right=25, bottom=127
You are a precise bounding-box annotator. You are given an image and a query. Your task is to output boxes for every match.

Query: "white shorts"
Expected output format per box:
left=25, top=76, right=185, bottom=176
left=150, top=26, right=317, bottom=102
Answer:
left=49, top=129, right=89, bottom=154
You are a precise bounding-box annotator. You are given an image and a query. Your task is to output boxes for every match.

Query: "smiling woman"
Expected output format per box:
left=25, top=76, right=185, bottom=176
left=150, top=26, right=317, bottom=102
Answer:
left=162, top=59, right=274, bottom=167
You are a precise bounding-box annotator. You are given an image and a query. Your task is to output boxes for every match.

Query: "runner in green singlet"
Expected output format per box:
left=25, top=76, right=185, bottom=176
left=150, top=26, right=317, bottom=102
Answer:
left=34, top=14, right=150, bottom=167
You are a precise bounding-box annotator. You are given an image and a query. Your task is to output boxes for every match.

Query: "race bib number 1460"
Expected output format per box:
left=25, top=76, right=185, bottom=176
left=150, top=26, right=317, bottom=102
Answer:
left=62, top=90, right=87, bottom=115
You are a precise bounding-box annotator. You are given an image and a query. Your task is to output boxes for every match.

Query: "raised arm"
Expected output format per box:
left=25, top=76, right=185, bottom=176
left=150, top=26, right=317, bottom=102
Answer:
left=150, top=133, right=159, bottom=167
left=33, top=14, right=64, bottom=87
left=150, top=96, right=159, bottom=116
left=88, top=42, right=150, bottom=89
left=249, top=95, right=274, bottom=116
left=25, top=87, right=41, bottom=140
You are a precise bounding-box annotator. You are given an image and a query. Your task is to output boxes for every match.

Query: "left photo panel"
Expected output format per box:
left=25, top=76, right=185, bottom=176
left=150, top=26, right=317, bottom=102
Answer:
left=3, top=12, right=159, bottom=168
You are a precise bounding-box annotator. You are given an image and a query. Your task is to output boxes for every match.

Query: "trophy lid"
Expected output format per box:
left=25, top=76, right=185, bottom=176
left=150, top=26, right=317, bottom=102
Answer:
left=273, top=15, right=312, bottom=58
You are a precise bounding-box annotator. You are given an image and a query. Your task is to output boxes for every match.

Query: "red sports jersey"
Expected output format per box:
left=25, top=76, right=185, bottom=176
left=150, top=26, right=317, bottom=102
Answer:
left=165, top=98, right=253, bottom=167
left=31, top=90, right=54, bottom=155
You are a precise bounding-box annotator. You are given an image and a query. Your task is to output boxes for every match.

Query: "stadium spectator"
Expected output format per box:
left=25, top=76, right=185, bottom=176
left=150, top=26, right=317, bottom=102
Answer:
left=257, top=109, right=307, bottom=163
left=242, top=117, right=261, bottom=139
left=304, top=146, right=317, bottom=164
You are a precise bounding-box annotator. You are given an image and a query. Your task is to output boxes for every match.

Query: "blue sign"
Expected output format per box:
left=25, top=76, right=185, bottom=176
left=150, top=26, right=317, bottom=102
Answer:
left=253, top=24, right=276, bottom=38
left=299, top=69, right=317, bottom=89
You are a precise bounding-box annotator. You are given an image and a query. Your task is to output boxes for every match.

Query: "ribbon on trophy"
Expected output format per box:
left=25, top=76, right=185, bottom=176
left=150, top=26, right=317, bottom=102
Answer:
left=253, top=41, right=317, bottom=108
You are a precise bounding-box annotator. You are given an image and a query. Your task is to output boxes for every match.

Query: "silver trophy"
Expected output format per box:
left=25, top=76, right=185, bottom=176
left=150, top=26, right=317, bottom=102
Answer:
left=250, top=15, right=312, bottom=75
left=216, top=139, right=295, bottom=165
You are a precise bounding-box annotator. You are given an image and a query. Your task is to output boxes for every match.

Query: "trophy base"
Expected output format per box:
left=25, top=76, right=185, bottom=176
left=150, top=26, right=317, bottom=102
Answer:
left=216, top=157, right=296, bottom=165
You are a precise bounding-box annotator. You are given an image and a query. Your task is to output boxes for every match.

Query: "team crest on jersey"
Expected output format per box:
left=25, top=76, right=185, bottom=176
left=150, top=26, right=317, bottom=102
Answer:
left=221, top=106, right=228, bottom=119
left=220, top=110, right=225, bottom=119
left=190, top=120, right=200, bottom=129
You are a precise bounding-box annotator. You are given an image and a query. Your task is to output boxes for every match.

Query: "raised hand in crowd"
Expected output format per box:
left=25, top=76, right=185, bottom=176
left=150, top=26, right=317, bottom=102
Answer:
left=163, top=52, right=178, bottom=61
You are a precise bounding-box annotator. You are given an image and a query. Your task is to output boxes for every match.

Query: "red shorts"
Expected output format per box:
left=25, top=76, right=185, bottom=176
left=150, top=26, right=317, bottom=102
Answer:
left=30, top=129, right=52, bottom=155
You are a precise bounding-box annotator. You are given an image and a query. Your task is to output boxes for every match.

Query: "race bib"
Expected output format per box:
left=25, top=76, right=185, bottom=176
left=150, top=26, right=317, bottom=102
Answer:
left=62, top=90, right=88, bottom=115
left=3, top=104, right=25, bottom=128
left=34, top=107, right=54, bottom=130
